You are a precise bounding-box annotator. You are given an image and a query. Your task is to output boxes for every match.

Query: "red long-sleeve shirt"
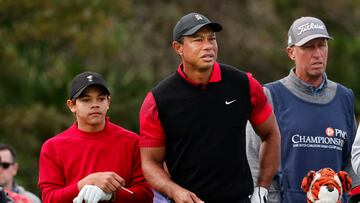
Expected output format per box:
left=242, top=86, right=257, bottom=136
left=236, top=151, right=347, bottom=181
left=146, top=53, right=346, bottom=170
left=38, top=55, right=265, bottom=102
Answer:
left=38, top=118, right=153, bottom=203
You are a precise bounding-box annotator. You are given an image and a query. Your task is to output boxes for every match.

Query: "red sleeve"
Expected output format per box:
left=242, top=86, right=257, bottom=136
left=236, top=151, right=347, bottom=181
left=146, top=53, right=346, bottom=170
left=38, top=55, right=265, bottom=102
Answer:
left=115, top=138, right=154, bottom=202
left=38, top=140, right=79, bottom=203
left=247, top=72, right=272, bottom=126
left=139, top=92, right=166, bottom=147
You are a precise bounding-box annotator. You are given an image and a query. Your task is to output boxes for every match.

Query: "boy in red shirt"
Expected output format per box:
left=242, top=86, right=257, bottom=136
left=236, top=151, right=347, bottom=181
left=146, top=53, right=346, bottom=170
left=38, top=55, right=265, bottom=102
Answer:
left=38, top=71, right=153, bottom=203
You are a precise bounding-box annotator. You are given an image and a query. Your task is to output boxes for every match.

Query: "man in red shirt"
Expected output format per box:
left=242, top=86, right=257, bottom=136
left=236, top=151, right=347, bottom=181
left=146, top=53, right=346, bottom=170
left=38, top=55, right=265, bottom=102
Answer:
left=139, top=12, right=280, bottom=203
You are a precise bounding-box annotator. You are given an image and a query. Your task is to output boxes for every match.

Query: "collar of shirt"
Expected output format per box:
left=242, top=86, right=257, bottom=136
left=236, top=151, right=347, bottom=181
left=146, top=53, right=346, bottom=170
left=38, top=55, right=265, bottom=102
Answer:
left=177, top=62, right=221, bottom=86
left=290, top=67, right=328, bottom=94
left=12, top=182, right=19, bottom=193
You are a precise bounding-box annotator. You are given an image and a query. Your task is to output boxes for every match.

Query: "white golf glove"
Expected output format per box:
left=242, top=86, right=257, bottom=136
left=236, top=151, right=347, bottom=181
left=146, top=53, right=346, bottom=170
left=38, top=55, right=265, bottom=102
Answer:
left=250, top=186, right=268, bottom=203
left=73, top=185, right=113, bottom=203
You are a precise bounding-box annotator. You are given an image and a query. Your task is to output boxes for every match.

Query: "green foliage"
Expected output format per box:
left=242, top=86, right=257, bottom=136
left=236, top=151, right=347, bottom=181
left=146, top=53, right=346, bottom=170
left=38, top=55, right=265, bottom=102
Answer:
left=0, top=0, right=359, bottom=197
left=0, top=104, right=70, bottom=193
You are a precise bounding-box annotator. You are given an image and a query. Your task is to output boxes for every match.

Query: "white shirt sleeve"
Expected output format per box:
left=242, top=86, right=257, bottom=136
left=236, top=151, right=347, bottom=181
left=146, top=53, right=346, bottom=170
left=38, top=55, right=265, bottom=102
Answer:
left=351, top=124, right=360, bottom=176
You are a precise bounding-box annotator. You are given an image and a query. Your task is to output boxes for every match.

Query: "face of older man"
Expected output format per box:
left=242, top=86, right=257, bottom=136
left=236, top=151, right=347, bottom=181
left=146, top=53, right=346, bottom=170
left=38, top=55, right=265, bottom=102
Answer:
left=287, top=38, right=328, bottom=87
left=0, top=149, right=18, bottom=190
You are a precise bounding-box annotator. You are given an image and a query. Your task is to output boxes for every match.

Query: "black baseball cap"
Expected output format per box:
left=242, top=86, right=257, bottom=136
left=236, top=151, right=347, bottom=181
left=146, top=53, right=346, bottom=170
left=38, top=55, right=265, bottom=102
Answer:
left=173, top=12, right=222, bottom=41
left=69, top=71, right=110, bottom=99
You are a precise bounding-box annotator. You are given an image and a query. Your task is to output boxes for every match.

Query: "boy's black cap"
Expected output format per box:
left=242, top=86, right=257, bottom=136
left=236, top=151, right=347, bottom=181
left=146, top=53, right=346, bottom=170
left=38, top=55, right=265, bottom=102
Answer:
left=69, top=71, right=110, bottom=99
left=173, top=12, right=222, bottom=41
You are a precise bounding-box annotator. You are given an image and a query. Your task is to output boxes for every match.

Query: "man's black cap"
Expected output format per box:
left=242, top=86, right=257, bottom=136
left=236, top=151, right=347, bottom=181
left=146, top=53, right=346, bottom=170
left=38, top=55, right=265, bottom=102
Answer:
left=173, top=12, right=222, bottom=41
left=69, top=71, right=110, bottom=99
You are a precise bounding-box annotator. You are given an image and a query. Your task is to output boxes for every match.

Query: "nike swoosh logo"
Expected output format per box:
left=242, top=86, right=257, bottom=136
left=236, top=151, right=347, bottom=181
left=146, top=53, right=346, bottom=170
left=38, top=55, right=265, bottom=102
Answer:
left=225, top=99, right=237, bottom=105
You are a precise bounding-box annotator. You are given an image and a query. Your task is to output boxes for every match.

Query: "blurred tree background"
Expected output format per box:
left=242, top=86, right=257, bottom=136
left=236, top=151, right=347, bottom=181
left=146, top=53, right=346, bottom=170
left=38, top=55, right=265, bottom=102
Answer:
left=0, top=0, right=359, bottom=197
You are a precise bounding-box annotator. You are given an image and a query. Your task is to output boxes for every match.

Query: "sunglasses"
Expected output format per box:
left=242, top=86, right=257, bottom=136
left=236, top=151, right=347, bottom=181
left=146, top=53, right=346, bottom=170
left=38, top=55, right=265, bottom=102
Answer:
left=0, top=162, right=14, bottom=169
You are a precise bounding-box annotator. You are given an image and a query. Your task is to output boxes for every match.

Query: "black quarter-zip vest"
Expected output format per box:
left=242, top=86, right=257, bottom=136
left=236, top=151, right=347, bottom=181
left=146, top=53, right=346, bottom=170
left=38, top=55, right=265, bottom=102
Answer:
left=152, top=64, right=252, bottom=202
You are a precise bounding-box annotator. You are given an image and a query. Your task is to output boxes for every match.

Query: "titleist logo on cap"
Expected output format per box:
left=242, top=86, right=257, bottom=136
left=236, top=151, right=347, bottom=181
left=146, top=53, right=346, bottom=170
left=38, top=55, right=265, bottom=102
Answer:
left=297, top=23, right=326, bottom=36
left=287, top=16, right=332, bottom=47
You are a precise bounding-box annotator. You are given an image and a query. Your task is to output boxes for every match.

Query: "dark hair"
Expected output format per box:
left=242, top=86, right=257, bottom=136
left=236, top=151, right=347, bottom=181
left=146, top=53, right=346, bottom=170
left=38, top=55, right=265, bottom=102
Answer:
left=175, top=36, right=184, bottom=44
left=0, top=143, right=17, bottom=162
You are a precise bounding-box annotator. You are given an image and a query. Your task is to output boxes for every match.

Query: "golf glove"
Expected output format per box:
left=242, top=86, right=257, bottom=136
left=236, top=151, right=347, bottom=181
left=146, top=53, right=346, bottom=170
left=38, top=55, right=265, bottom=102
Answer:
left=250, top=186, right=268, bottom=203
left=73, top=185, right=112, bottom=203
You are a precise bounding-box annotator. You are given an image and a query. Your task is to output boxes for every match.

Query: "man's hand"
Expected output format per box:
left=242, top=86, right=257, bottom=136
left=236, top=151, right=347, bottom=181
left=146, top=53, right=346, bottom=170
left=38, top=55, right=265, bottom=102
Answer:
left=73, top=185, right=112, bottom=203
left=250, top=186, right=268, bottom=203
left=78, top=172, right=125, bottom=193
left=171, top=187, right=204, bottom=203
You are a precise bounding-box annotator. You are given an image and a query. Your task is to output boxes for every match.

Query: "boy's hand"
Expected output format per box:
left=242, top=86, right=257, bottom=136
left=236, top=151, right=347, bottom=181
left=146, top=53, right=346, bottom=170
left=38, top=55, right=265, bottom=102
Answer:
left=78, top=172, right=125, bottom=193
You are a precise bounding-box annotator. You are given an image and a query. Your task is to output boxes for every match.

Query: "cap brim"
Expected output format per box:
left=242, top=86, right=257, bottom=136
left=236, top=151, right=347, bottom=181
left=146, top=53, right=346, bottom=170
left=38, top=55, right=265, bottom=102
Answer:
left=71, top=84, right=110, bottom=99
left=183, top=22, right=222, bottom=36
left=294, top=34, right=333, bottom=46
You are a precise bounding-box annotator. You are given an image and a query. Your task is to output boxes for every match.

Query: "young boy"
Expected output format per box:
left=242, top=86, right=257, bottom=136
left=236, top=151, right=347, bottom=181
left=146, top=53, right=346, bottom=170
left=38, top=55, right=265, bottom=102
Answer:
left=38, top=71, right=153, bottom=203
